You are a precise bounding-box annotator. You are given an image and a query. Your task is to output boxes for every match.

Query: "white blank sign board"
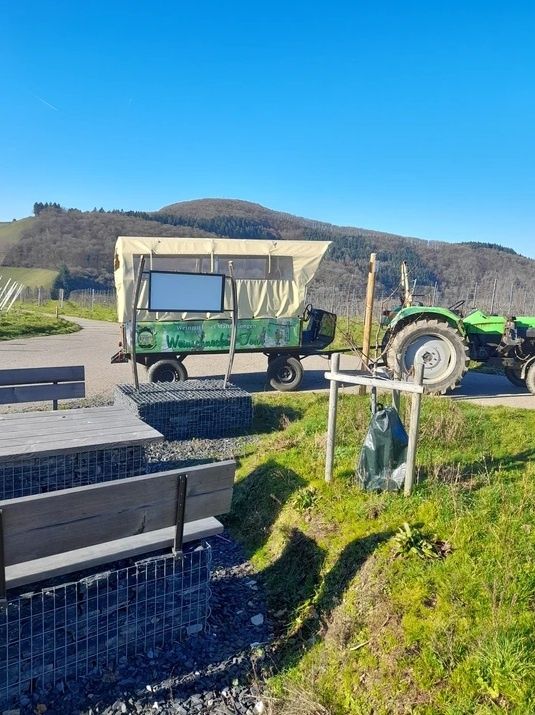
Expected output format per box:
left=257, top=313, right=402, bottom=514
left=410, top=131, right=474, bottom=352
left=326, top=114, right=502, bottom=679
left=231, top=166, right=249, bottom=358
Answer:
left=148, top=272, right=226, bottom=312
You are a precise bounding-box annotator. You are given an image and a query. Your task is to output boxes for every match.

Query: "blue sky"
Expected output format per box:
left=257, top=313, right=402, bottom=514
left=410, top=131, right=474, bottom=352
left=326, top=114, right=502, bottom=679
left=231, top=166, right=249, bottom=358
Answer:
left=2, top=1, right=534, bottom=256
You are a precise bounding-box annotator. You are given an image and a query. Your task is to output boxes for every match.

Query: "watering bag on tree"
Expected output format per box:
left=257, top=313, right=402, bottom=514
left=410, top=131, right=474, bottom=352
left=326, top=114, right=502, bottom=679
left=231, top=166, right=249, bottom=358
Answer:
left=356, top=406, right=408, bottom=491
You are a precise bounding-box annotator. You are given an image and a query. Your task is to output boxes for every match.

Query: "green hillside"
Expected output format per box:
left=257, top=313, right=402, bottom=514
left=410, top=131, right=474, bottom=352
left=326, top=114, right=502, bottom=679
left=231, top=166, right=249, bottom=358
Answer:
left=0, top=265, right=57, bottom=289
left=0, top=218, right=35, bottom=259
left=3, top=201, right=534, bottom=313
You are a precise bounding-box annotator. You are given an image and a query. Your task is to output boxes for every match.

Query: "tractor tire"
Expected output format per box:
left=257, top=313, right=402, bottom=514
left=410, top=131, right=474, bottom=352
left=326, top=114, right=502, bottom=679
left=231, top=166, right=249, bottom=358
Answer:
left=504, top=366, right=526, bottom=388
left=267, top=355, right=304, bottom=392
left=525, top=363, right=535, bottom=395
left=147, top=359, right=188, bottom=383
left=386, top=319, right=469, bottom=395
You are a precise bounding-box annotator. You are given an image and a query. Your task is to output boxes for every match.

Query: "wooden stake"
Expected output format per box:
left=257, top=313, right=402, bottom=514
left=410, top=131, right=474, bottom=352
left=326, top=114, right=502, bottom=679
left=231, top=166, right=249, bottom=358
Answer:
left=325, top=353, right=340, bottom=482
left=359, top=253, right=377, bottom=395
left=404, top=360, right=425, bottom=496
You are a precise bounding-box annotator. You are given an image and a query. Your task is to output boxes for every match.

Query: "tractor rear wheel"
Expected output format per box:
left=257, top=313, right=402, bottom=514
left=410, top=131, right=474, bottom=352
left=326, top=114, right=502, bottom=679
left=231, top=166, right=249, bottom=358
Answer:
left=504, top=366, right=526, bottom=388
left=386, top=319, right=469, bottom=394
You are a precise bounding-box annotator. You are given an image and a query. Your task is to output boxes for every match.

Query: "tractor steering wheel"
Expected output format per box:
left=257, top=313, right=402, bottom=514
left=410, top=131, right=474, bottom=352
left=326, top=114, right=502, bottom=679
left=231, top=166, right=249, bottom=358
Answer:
left=448, top=299, right=465, bottom=313
left=303, top=303, right=313, bottom=322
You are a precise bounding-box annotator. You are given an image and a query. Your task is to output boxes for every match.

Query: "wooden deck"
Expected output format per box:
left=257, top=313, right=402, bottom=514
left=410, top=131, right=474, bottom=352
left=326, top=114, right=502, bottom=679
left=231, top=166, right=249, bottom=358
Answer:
left=0, top=406, right=163, bottom=459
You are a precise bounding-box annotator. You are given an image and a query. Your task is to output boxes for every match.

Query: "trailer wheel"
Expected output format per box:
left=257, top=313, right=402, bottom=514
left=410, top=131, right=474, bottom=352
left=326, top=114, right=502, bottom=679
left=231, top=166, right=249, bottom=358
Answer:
left=504, top=367, right=526, bottom=388
left=525, top=363, right=535, bottom=395
left=147, top=359, right=188, bottom=383
left=386, top=319, right=469, bottom=394
left=267, top=355, right=304, bottom=392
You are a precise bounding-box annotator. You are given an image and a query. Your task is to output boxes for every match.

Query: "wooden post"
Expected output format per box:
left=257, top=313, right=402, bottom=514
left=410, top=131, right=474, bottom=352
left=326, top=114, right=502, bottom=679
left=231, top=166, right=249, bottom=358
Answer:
left=325, top=353, right=340, bottom=482
left=131, top=255, right=146, bottom=390
left=392, top=364, right=401, bottom=414
left=490, top=277, right=498, bottom=314
left=404, top=360, right=425, bottom=496
left=359, top=253, right=376, bottom=395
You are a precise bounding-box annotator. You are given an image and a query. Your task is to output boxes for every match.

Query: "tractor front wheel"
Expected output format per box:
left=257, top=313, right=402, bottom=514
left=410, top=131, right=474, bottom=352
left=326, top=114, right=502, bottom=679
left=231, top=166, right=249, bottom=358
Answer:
left=386, top=319, right=469, bottom=394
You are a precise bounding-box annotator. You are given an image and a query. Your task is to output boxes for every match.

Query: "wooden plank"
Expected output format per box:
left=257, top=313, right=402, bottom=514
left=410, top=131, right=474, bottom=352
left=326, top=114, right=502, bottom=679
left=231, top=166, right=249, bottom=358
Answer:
left=324, top=370, right=425, bottom=394
left=6, top=517, right=224, bottom=589
left=0, top=407, right=161, bottom=436
left=0, top=406, right=157, bottom=427
left=0, top=461, right=235, bottom=565
left=0, top=408, right=163, bottom=458
left=0, top=366, right=84, bottom=387
left=0, top=425, right=161, bottom=452
left=0, top=415, right=153, bottom=439
left=0, top=433, right=162, bottom=459
left=0, top=382, right=85, bottom=405
left=0, top=406, right=127, bottom=424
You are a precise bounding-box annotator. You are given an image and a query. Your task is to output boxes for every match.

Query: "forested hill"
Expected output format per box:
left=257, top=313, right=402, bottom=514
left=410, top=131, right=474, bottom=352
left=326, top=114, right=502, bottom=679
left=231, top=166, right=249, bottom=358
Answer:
left=3, top=199, right=534, bottom=307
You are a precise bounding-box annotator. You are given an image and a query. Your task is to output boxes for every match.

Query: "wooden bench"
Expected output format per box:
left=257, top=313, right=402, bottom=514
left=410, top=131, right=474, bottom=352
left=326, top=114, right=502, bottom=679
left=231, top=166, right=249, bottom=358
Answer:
left=0, top=460, right=235, bottom=598
left=0, top=366, right=85, bottom=409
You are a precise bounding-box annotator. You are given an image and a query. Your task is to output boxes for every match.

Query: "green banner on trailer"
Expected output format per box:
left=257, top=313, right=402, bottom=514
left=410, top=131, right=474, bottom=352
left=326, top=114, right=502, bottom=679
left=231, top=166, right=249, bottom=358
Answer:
left=135, top=318, right=302, bottom=353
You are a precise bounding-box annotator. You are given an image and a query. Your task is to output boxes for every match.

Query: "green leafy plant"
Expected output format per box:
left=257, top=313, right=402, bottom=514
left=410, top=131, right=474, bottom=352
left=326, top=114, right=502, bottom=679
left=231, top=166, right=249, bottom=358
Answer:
left=393, top=522, right=451, bottom=560
left=292, top=487, right=319, bottom=512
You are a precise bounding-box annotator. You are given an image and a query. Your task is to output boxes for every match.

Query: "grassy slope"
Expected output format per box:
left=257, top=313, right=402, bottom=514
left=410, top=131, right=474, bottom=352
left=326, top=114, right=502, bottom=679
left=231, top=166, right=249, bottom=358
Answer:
left=46, top=299, right=117, bottom=322
left=0, top=306, right=80, bottom=340
left=0, top=217, right=35, bottom=252
left=228, top=394, right=535, bottom=714
left=0, top=266, right=58, bottom=289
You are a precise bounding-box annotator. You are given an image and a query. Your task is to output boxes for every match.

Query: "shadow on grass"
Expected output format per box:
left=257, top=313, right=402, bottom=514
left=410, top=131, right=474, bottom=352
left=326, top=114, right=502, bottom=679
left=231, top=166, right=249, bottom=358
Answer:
left=224, top=460, right=306, bottom=554
left=263, top=528, right=394, bottom=669
left=251, top=401, right=305, bottom=435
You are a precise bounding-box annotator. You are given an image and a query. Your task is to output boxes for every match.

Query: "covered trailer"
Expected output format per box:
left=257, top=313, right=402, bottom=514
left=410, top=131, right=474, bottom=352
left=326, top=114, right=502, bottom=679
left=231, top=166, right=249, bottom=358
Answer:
left=112, top=236, right=336, bottom=390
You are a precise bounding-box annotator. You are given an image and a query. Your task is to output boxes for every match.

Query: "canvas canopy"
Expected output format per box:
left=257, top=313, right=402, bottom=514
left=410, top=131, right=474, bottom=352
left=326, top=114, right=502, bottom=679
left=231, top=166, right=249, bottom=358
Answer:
left=114, top=237, right=331, bottom=323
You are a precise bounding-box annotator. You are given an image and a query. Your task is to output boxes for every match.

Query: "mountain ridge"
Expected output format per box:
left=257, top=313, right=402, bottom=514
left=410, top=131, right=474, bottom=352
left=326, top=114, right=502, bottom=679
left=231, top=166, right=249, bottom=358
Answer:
left=2, top=199, right=532, bottom=313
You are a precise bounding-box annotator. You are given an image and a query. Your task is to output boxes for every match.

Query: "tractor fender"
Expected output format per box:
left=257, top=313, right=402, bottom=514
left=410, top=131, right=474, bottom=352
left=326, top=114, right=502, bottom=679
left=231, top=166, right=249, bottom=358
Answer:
left=386, top=307, right=465, bottom=336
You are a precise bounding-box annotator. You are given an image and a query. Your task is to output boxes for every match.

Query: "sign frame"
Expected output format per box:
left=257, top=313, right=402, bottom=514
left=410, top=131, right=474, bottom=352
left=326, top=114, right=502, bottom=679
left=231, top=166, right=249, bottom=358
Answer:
left=147, top=270, right=226, bottom=313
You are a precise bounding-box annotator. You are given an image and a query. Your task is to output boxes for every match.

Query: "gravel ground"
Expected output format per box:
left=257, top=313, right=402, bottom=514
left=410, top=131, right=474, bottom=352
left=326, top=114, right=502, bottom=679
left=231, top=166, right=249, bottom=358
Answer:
left=17, top=535, right=272, bottom=715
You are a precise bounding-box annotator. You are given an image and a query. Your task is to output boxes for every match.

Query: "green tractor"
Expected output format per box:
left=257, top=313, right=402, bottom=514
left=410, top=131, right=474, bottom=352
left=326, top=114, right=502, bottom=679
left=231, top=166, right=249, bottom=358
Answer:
left=380, top=265, right=535, bottom=394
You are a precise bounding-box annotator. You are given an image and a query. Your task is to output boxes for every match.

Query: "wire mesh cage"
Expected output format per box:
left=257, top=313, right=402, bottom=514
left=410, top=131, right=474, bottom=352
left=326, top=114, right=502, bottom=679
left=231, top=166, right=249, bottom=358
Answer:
left=115, top=380, right=253, bottom=441
left=0, top=545, right=212, bottom=708
left=0, top=445, right=147, bottom=500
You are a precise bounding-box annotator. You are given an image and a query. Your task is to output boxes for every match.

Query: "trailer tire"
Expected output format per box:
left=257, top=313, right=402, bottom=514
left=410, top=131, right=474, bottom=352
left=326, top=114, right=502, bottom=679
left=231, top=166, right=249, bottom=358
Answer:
left=267, top=355, right=304, bottom=392
left=386, top=319, right=469, bottom=394
left=525, top=363, right=535, bottom=395
left=147, top=359, right=188, bottom=383
left=504, top=367, right=526, bottom=388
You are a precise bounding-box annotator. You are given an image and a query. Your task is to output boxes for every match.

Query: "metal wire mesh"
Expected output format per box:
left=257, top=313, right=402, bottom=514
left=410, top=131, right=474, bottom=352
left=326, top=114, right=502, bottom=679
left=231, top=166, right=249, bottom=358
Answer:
left=0, top=445, right=147, bottom=499
left=115, top=380, right=253, bottom=441
left=0, top=545, right=212, bottom=707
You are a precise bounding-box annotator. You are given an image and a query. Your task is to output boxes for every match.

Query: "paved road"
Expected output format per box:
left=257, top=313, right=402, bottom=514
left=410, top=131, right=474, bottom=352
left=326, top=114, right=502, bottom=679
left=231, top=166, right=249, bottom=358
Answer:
left=1, top=317, right=534, bottom=408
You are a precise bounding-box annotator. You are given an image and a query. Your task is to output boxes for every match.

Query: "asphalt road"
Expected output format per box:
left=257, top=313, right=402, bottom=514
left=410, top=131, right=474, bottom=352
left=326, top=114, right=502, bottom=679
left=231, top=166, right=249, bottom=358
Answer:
left=1, top=317, right=534, bottom=409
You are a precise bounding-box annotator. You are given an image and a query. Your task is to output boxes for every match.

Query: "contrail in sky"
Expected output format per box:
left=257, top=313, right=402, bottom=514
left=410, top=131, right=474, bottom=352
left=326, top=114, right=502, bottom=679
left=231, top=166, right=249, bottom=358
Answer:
left=34, top=95, right=59, bottom=111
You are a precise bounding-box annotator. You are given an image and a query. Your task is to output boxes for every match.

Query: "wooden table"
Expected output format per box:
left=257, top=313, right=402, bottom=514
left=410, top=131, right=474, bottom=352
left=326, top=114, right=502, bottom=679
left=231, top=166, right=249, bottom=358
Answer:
left=0, top=406, right=163, bottom=499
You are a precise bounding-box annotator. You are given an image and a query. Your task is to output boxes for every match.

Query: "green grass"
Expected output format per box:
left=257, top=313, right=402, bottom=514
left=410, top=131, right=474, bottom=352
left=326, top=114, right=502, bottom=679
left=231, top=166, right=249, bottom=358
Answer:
left=0, top=305, right=80, bottom=340
left=227, top=394, right=535, bottom=714
left=44, top=299, right=117, bottom=322
left=0, top=265, right=58, bottom=289
left=0, top=217, right=35, bottom=253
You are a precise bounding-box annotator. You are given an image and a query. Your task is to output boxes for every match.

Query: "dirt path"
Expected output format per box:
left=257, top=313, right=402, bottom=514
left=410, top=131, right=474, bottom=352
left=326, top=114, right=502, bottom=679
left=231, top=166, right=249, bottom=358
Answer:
left=1, top=317, right=534, bottom=408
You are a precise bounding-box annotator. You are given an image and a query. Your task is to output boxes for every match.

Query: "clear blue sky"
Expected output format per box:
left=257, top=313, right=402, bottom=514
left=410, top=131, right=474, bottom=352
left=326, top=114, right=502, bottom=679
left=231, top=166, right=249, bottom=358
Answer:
left=2, top=1, right=534, bottom=256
